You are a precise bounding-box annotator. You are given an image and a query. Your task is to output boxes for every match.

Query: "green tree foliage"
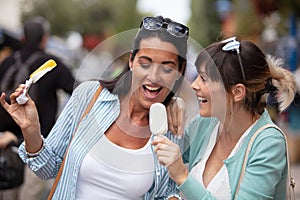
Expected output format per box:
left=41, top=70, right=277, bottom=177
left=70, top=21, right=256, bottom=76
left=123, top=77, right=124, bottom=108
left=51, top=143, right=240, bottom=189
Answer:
left=234, top=0, right=300, bottom=38
left=20, top=0, right=143, bottom=37
left=188, top=0, right=221, bottom=47
left=188, top=0, right=299, bottom=46
left=233, top=0, right=263, bottom=38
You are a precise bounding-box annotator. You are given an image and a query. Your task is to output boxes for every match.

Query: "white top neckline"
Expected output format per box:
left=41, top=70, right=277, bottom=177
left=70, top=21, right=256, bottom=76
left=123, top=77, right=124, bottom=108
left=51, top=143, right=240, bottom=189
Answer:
left=191, top=121, right=257, bottom=199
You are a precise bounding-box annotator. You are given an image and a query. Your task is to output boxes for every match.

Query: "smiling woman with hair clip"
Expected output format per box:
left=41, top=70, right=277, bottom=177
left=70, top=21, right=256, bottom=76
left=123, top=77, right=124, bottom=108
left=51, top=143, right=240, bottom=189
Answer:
left=0, top=15, right=190, bottom=200
left=152, top=37, right=296, bottom=199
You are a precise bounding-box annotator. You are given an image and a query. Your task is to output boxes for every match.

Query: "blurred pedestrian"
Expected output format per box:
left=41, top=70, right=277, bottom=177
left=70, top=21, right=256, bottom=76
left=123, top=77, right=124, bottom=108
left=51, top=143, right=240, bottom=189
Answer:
left=0, top=28, right=21, bottom=63
left=0, top=16, right=75, bottom=200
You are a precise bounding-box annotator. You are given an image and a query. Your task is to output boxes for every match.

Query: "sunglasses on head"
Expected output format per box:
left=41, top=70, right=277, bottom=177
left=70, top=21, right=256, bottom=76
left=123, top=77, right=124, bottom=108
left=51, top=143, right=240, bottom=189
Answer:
left=140, top=17, right=189, bottom=38
left=221, top=37, right=246, bottom=81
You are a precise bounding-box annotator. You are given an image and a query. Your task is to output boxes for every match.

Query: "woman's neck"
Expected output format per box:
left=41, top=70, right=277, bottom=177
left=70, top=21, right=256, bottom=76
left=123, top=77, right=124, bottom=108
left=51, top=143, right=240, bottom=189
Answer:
left=121, top=94, right=149, bottom=125
left=117, top=95, right=151, bottom=138
left=219, top=109, right=259, bottom=144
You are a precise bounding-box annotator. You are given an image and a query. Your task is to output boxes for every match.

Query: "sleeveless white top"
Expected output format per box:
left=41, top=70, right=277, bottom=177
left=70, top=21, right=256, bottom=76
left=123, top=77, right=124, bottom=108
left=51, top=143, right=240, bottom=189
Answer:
left=76, top=135, right=154, bottom=200
left=191, top=122, right=256, bottom=199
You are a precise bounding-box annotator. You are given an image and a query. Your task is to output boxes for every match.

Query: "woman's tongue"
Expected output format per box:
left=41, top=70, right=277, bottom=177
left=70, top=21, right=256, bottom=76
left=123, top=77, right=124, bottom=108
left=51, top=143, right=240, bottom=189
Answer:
left=144, top=85, right=161, bottom=99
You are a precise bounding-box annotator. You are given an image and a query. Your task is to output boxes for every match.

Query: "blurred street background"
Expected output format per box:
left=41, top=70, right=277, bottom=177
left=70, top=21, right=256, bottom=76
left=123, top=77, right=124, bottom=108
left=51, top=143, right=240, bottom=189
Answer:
left=1, top=0, right=300, bottom=199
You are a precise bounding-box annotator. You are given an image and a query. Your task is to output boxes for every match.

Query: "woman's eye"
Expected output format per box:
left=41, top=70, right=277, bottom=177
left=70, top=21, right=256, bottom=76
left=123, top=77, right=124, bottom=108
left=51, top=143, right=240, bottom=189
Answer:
left=200, top=75, right=207, bottom=82
left=162, top=67, right=173, bottom=74
left=140, top=63, right=151, bottom=69
left=161, top=65, right=174, bottom=74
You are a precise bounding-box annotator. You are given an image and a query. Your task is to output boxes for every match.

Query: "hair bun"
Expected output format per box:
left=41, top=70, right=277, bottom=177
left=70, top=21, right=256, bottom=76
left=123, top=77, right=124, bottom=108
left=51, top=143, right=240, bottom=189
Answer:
left=266, top=55, right=296, bottom=112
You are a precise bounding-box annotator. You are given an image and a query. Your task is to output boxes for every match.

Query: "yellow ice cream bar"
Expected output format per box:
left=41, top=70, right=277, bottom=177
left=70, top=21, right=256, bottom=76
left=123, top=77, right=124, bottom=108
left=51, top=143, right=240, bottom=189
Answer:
left=16, top=59, right=58, bottom=104
left=30, top=59, right=57, bottom=79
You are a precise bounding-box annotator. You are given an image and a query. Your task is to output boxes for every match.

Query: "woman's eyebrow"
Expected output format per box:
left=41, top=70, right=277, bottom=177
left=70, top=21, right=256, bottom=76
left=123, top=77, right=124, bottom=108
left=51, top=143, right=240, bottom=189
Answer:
left=138, top=55, right=152, bottom=62
left=138, top=56, right=177, bottom=66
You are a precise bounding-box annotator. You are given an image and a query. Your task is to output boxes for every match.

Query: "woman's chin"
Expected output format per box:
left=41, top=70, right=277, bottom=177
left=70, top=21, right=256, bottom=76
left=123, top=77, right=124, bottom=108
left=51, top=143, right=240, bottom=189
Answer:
left=199, top=111, right=210, bottom=117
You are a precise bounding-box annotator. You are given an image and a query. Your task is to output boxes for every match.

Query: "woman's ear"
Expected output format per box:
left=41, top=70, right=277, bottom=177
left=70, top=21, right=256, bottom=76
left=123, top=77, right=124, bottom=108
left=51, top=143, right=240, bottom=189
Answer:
left=129, top=51, right=133, bottom=70
left=177, top=61, right=186, bottom=80
left=180, top=60, right=186, bottom=74
left=231, top=83, right=246, bottom=102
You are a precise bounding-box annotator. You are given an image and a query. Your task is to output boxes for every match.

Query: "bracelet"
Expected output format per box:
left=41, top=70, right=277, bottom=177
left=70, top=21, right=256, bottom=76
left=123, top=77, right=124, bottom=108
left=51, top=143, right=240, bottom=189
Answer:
left=26, top=136, right=45, bottom=158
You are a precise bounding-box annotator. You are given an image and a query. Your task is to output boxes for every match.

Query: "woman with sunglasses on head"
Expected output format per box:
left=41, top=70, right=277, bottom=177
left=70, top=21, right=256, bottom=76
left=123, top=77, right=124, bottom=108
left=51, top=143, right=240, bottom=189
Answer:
left=0, top=16, right=189, bottom=200
left=152, top=37, right=296, bottom=199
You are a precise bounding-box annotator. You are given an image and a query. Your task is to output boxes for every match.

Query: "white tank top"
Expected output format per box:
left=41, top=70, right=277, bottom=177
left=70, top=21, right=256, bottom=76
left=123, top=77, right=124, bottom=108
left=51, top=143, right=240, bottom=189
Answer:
left=76, top=135, right=154, bottom=200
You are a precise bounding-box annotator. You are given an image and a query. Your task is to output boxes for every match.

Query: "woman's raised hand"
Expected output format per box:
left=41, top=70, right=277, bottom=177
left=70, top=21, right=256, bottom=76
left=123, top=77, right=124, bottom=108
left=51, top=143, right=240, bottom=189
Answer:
left=166, top=97, right=187, bottom=138
left=152, top=136, right=189, bottom=185
left=0, top=84, right=40, bottom=134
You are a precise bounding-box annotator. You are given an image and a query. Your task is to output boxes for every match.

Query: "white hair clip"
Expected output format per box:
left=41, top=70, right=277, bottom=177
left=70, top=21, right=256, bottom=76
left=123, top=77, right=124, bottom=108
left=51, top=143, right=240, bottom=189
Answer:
left=221, top=36, right=241, bottom=54
left=221, top=36, right=246, bottom=80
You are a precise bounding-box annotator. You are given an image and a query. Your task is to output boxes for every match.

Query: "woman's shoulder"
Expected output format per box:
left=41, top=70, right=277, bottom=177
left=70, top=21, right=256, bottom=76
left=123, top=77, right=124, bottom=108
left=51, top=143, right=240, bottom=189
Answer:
left=74, top=81, right=100, bottom=94
left=252, top=110, right=286, bottom=141
left=74, top=81, right=118, bottom=103
left=256, top=124, right=286, bottom=142
left=249, top=123, right=287, bottom=156
left=69, top=81, right=101, bottom=103
left=187, top=115, right=218, bottom=131
left=76, top=80, right=100, bottom=89
left=185, top=115, right=218, bottom=141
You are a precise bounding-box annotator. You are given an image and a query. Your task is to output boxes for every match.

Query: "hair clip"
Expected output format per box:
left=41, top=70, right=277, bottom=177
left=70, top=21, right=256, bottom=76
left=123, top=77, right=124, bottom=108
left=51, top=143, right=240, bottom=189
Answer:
left=221, top=36, right=246, bottom=80
left=222, top=37, right=241, bottom=53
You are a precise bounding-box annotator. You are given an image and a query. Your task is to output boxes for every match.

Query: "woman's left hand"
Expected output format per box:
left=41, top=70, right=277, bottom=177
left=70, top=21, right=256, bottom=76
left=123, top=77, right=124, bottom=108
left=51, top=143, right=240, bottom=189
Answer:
left=152, top=136, right=189, bottom=185
left=166, top=97, right=186, bottom=138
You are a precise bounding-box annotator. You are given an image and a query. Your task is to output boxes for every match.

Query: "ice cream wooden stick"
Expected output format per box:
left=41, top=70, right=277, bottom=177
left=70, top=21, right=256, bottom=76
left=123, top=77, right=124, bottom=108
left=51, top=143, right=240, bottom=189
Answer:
left=16, top=59, right=57, bottom=105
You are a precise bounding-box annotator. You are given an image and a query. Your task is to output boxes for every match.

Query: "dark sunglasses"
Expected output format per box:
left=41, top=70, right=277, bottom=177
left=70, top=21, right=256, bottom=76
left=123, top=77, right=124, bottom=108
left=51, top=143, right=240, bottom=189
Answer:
left=140, top=17, right=189, bottom=38
left=221, top=37, right=246, bottom=81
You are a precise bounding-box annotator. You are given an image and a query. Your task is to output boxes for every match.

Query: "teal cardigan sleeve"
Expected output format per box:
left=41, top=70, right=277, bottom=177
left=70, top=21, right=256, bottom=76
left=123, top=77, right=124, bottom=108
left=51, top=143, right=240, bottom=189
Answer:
left=179, top=174, right=217, bottom=200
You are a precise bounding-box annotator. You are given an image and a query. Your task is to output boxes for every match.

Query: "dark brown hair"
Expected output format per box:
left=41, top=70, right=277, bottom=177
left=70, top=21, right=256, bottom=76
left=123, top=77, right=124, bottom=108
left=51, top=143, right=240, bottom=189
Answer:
left=100, top=16, right=188, bottom=105
left=195, top=39, right=296, bottom=114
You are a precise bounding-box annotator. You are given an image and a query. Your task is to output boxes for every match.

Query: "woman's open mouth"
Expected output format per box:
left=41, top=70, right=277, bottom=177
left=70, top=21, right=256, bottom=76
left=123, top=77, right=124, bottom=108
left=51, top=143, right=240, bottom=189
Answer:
left=198, top=96, right=208, bottom=103
left=143, top=85, right=162, bottom=99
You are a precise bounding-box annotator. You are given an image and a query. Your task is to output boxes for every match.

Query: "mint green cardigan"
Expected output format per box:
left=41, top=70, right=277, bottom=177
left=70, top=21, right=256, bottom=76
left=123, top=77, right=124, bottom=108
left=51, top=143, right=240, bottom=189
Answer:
left=179, top=110, right=288, bottom=200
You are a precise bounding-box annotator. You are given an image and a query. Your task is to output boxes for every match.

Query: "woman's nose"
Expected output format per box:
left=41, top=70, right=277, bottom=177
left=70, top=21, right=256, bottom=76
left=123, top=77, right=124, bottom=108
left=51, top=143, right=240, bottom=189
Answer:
left=148, top=65, right=162, bottom=82
left=191, top=76, right=201, bottom=91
